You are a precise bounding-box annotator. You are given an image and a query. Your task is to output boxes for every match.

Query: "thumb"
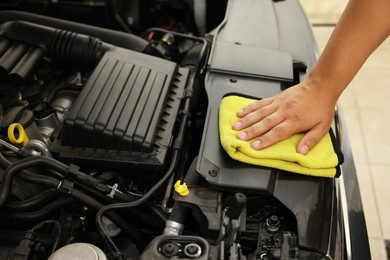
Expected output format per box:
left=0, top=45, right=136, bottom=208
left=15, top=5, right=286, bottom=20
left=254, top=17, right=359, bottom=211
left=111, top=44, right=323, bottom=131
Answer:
left=297, top=125, right=329, bottom=155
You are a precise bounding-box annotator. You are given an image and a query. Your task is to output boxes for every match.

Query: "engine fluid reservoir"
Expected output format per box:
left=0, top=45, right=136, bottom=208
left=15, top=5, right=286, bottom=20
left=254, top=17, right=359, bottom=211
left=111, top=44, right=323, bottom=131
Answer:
left=49, top=243, right=107, bottom=260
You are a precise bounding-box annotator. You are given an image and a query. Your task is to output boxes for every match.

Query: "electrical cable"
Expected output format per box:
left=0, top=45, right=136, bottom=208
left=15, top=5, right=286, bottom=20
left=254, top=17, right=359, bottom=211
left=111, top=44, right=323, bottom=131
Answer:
left=0, top=155, right=146, bottom=249
left=16, top=170, right=146, bottom=249
left=0, top=148, right=12, bottom=168
left=107, top=0, right=133, bottom=33
left=140, top=27, right=209, bottom=73
left=96, top=150, right=180, bottom=259
left=92, top=36, right=208, bottom=255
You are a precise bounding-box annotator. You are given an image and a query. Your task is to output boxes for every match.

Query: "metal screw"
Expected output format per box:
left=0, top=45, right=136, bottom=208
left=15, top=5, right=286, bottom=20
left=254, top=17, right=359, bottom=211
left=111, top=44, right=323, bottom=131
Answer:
left=266, top=215, right=280, bottom=233
left=230, top=77, right=238, bottom=83
left=268, top=215, right=280, bottom=226
left=208, top=170, right=217, bottom=177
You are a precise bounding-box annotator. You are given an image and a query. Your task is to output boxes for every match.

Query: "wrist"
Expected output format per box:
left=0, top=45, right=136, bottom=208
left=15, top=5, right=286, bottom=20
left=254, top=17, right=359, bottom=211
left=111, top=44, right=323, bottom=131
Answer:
left=302, top=70, right=345, bottom=104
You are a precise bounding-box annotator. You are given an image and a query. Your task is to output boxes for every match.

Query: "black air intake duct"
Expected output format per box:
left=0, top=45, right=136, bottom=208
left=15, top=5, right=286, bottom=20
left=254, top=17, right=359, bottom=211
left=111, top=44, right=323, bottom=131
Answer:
left=0, top=10, right=148, bottom=53
left=0, top=21, right=106, bottom=72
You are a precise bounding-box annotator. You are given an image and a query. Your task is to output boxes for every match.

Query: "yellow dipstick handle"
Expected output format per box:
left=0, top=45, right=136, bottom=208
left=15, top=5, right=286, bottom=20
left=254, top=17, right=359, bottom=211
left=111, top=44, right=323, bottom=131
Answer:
left=8, top=123, right=29, bottom=147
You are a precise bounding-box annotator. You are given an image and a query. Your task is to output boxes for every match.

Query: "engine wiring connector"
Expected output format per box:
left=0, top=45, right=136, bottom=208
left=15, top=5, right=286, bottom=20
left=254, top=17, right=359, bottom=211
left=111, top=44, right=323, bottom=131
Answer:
left=174, top=180, right=189, bottom=196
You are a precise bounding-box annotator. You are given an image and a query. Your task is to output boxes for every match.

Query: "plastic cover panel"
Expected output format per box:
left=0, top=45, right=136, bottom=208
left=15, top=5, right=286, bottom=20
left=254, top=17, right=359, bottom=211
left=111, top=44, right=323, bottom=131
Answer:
left=210, top=41, right=293, bottom=82
left=53, top=48, right=188, bottom=169
left=62, top=49, right=177, bottom=151
left=197, top=0, right=337, bottom=254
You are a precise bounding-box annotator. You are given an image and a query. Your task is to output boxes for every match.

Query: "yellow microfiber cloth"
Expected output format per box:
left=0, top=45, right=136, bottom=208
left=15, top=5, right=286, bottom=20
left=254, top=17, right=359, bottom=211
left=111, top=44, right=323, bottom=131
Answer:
left=219, top=95, right=343, bottom=178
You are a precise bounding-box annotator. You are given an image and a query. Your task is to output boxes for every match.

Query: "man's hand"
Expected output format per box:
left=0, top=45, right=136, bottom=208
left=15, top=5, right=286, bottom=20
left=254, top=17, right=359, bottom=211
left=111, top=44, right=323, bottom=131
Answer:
left=231, top=82, right=337, bottom=154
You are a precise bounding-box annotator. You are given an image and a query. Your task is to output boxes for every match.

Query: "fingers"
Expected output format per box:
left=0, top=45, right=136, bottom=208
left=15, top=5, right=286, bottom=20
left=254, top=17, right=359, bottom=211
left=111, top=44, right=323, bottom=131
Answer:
left=236, top=98, right=273, bottom=118
left=232, top=103, right=277, bottom=131
left=297, top=125, right=329, bottom=154
left=231, top=83, right=336, bottom=153
left=233, top=96, right=300, bottom=146
left=249, top=120, right=298, bottom=150
left=236, top=112, right=284, bottom=140
left=237, top=121, right=329, bottom=153
left=232, top=97, right=294, bottom=148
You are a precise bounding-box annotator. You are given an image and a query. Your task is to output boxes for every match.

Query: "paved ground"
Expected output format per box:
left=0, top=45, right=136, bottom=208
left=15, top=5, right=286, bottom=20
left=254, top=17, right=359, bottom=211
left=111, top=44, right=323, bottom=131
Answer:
left=300, top=0, right=347, bottom=24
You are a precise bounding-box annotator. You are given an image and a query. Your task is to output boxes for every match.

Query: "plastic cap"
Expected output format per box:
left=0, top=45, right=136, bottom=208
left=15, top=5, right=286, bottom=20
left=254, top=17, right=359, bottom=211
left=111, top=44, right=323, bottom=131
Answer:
left=8, top=123, right=29, bottom=147
left=174, top=180, right=189, bottom=196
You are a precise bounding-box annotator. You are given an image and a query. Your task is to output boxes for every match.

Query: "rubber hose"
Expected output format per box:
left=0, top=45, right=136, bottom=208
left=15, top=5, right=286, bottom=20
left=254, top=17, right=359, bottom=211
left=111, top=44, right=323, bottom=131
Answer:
left=1, top=197, right=73, bottom=221
left=0, top=10, right=148, bottom=52
left=7, top=189, right=56, bottom=211
left=95, top=150, right=180, bottom=259
left=71, top=188, right=145, bottom=249
left=0, top=156, right=68, bottom=208
left=17, top=170, right=146, bottom=249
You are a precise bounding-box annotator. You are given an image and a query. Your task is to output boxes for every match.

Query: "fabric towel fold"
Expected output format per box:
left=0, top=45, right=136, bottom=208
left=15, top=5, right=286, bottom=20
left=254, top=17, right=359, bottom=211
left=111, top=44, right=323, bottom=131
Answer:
left=219, top=95, right=343, bottom=178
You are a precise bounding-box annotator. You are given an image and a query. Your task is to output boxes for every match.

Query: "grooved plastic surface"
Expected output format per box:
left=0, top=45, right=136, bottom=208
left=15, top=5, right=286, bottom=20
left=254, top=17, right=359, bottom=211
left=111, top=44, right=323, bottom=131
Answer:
left=63, top=50, right=177, bottom=151
left=54, top=48, right=188, bottom=169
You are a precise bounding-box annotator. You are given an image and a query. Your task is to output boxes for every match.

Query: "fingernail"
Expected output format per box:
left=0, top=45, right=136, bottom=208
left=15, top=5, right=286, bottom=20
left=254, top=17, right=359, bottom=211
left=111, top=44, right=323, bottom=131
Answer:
left=299, top=145, right=309, bottom=155
left=237, top=109, right=244, bottom=116
left=236, top=131, right=247, bottom=140
left=232, top=121, right=242, bottom=130
left=251, top=140, right=261, bottom=149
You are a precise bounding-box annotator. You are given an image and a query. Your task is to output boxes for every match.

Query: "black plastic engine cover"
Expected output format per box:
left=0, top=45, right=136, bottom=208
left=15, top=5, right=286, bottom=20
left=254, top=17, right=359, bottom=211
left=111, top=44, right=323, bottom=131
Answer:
left=51, top=48, right=188, bottom=170
left=197, top=0, right=339, bottom=256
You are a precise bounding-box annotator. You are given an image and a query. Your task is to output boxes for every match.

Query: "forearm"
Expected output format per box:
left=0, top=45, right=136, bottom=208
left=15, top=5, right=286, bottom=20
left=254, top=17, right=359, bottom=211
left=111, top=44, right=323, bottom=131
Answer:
left=233, top=0, right=390, bottom=153
left=307, top=0, right=390, bottom=101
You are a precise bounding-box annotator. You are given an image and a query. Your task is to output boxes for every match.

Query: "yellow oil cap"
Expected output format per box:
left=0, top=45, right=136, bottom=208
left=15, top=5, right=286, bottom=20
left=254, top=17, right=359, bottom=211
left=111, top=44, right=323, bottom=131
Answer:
left=8, top=123, right=29, bottom=147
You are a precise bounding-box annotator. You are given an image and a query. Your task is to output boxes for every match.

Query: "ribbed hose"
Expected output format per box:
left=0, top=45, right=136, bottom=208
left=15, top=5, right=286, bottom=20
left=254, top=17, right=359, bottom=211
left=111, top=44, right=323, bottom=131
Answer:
left=0, top=21, right=105, bottom=71
left=46, top=28, right=103, bottom=70
left=0, top=10, right=148, bottom=52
